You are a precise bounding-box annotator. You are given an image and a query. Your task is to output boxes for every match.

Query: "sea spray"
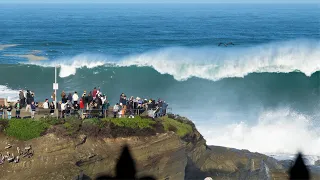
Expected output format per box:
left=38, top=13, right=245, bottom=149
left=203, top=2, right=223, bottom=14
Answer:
left=199, top=108, right=320, bottom=157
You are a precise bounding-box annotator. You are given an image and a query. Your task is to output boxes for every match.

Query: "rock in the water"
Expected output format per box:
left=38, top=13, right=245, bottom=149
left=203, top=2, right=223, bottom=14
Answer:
left=315, top=160, right=320, bottom=166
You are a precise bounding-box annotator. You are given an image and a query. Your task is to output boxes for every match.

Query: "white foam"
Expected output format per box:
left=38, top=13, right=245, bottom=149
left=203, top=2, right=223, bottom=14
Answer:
left=119, top=39, right=320, bottom=81
left=24, top=39, right=320, bottom=80
left=0, top=85, right=20, bottom=102
left=25, top=54, right=108, bottom=78
left=198, top=108, right=320, bottom=157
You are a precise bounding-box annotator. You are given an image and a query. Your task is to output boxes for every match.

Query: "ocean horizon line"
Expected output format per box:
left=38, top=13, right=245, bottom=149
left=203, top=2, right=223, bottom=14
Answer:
left=0, top=2, right=318, bottom=5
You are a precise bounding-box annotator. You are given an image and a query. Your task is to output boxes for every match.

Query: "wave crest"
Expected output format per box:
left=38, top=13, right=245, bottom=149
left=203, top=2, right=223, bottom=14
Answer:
left=25, top=39, right=320, bottom=80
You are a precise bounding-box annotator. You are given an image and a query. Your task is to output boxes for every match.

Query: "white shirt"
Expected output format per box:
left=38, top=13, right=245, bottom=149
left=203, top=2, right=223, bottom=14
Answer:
left=43, top=102, right=49, bottom=109
left=113, top=105, right=119, bottom=112
left=61, top=103, right=66, bottom=111
left=72, top=94, right=79, bottom=101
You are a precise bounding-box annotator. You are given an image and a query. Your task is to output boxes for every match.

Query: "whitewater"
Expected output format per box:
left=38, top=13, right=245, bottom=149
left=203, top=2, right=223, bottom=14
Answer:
left=23, top=39, right=320, bottom=81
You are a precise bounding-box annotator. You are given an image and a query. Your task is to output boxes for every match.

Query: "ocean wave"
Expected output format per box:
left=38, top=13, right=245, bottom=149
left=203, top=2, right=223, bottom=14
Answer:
left=0, top=85, right=19, bottom=102
left=199, top=108, right=320, bottom=157
left=23, top=39, right=320, bottom=81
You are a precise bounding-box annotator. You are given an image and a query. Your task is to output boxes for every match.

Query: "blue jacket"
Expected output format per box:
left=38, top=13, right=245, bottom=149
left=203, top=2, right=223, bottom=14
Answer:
left=31, top=104, right=36, bottom=111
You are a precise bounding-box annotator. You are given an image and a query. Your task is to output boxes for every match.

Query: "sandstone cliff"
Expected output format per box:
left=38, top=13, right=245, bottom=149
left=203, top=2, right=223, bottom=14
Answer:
left=0, top=115, right=318, bottom=180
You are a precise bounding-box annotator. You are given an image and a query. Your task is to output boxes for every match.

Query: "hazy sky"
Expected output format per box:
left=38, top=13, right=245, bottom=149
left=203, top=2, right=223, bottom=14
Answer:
left=0, top=0, right=318, bottom=3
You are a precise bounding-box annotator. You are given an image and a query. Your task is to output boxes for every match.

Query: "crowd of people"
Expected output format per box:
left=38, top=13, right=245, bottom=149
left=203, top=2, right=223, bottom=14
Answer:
left=0, top=87, right=168, bottom=120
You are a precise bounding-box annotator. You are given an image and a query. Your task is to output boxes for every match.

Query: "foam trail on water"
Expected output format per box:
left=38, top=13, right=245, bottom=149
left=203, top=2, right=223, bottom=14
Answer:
left=199, top=108, right=320, bottom=158
left=24, top=39, right=320, bottom=80
left=0, top=85, right=20, bottom=101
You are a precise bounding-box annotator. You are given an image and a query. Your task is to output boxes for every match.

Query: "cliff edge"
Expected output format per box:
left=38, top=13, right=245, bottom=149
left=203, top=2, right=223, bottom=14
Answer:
left=0, top=115, right=318, bottom=180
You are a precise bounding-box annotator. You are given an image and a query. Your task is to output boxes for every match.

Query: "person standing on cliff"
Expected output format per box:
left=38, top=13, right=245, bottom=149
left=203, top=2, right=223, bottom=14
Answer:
left=92, top=87, right=97, bottom=100
left=67, top=93, right=72, bottom=102
left=31, top=91, right=35, bottom=104
left=31, top=101, right=36, bottom=119
left=72, top=91, right=79, bottom=105
left=26, top=90, right=32, bottom=112
left=51, top=91, right=56, bottom=107
left=0, top=105, right=4, bottom=119
left=19, top=90, right=25, bottom=107
left=49, top=102, right=55, bottom=116
left=87, top=92, right=93, bottom=108
left=15, top=100, right=21, bottom=118
left=6, top=102, right=12, bottom=120
left=113, top=103, right=120, bottom=118
left=61, top=91, right=66, bottom=103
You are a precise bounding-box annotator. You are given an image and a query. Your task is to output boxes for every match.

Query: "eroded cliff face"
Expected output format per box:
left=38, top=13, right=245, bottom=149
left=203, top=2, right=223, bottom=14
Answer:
left=0, top=132, right=186, bottom=180
left=0, top=119, right=318, bottom=180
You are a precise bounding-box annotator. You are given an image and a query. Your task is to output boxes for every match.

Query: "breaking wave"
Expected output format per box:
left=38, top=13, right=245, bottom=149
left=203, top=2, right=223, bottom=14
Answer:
left=22, top=39, right=320, bottom=81
left=0, top=85, right=19, bottom=101
left=199, top=108, right=320, bottom=160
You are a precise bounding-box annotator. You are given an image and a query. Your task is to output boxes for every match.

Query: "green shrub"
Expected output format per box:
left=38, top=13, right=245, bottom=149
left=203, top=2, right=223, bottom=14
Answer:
left=83, top=118, right=103, bottom=128
left=102, top=116, right=156, bottom=129
left=5, top=119, right=49, bottom=140
left=63, top=122, right=72, bottom=129
left=40, top=117, right=61, bottom=125
left=63, top=117, right=81, bottom=135
left=161, top=116, right=193, bottom=137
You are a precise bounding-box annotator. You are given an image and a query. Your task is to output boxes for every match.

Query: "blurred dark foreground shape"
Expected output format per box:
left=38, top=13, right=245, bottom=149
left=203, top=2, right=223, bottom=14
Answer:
left=289, top=153, right=310, bottom=180
left=95, top=145, right=156, bottom=180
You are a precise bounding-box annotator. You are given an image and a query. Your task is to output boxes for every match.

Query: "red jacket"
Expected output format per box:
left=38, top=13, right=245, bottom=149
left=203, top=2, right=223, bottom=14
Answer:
left=92, top=89, right=97, bottom=97
left=79, top=100, right=84, bottom=109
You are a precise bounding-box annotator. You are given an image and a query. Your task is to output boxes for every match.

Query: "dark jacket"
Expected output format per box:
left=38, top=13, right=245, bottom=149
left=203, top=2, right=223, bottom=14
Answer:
left=67, top=94, right=72, bottom=102
left=7, top=105, right=12, bottom=112
left=87, top=95, right=93, bottom=104
left=15, top=103, right=21, bottom=110
left=26, top=97, right=32, bottom=105
left=31, top=104, right=36, bottom=111
left=50, top=104, right=55, bottom=113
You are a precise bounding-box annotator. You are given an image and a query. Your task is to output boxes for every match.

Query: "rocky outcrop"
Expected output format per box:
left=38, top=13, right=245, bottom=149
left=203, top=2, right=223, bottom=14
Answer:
left=0, top=132, right=186, bottom=180
left=0, top=116, right=318, bottom=180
